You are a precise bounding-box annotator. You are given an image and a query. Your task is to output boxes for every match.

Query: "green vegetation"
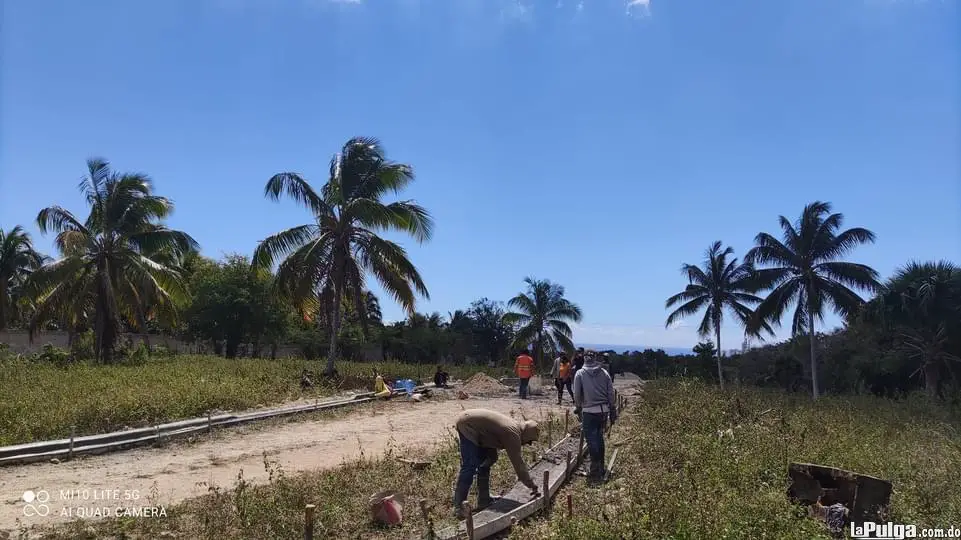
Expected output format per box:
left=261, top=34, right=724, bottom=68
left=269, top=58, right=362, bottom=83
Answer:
left=503, top=277, right=583, bottom=370
left=28, top=159, right=199, bottom=363
left=0, top=225, right=45, bottom=331
left=746, top=201, right=881, bottom=399
left=29, top=379, right=961, bottom=539
left=0, top=355, right=502, bottom=446
left=514, top=379, right=961, bottom=539
left=253, top=137, right=434, bottom=376
left=661, top=201, right=960, bottom=401
left=665, top=241, right=770, bottom=390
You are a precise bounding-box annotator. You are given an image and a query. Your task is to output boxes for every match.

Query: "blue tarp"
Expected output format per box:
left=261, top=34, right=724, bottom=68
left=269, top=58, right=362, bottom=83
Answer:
left=393, top=379, right=416, bottom=395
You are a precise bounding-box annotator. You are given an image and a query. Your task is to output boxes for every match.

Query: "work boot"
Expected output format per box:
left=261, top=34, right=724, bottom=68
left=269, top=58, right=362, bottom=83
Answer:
left=476, top=476, right=499, bottom=509
left=452, top=481, right=471, bottom=517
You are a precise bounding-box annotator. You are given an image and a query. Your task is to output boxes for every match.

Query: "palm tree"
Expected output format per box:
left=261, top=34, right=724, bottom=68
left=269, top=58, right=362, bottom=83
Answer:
left=364, top=291, right=382, bottom=326
left=28, top=158, right=198, bottom=362
left=664, top=241, right=770, bottom=390
left=0, top=226, right=46, bottom=330
left=868, top=261, right=961, bottom=397
left=502, top=277, right=583, bottom=371
left=252, top=137, right=433, bottom=376
left=746, top=201, right=881, bottom=400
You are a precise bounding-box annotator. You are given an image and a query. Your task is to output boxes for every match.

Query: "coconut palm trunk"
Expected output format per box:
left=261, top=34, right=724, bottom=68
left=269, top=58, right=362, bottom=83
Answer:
left=714, top=319, right=724, bottom=390
left=0, top=282, right=6, bottom=331
left=808, top=308, right=818, bottom=399
left=326, top=277, right=343, bottom=376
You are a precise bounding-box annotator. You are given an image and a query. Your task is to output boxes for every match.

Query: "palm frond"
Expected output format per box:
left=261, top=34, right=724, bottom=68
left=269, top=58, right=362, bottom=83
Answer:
left=264, top=172, right=331, bottom=217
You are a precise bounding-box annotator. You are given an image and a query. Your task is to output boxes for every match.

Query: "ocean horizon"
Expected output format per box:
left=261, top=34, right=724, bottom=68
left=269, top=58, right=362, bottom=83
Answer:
left=577, top=343, right=693, bottom=356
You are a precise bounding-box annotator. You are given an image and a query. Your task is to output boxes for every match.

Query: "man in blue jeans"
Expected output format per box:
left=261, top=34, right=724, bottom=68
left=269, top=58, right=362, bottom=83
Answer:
left=573, top=352, right=617, bottom=482
left=453, top=409, right=540, bottom=517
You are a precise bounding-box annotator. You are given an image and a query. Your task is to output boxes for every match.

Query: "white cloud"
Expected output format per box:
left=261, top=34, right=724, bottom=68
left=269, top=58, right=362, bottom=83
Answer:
left=626, top=0, right=651, bottom=16
left=501, top=0, right=534, bottom=22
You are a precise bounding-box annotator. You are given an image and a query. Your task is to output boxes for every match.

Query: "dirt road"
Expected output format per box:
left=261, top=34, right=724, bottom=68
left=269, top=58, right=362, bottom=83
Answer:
left=1, top=374, right=639, bottom=532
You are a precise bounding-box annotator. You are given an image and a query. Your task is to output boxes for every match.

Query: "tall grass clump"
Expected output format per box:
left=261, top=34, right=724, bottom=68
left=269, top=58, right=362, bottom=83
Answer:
left=514, top=378, right=961, bottom=539
left=0, top=353, right=503, bottom=446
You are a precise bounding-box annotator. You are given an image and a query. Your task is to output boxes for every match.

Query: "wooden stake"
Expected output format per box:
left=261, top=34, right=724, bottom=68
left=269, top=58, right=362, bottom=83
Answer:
left=542, top=470, right=550, bottom=515
left=419, top=499, right=434, bottom=539
left=547, top=418, right=553, bottom=448
left=566, top=493, right=573, bottom=519
left=304, top=504, right=315, bottom=540
left=207, top=412, right=212, bottom=433
left=566, top=450, right=572, bottom=480
left=604, top=448, right=620, bottom=483
left=462, top=502, right=475, bottom=540
left=565, top=409, right=570, bottom=434
left=578, top=429, right=584, bottom=460
left=68, top=425, right=76, bottom=460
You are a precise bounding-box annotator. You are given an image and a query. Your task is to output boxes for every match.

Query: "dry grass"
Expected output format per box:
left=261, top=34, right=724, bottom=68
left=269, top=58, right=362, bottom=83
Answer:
left=513, top=378, right=961, bottom=539
left=25, top=409, right=566, bottom=540
left=0, top=354, right=503, bottom=446
left=21, top=379, right=961, bottom=539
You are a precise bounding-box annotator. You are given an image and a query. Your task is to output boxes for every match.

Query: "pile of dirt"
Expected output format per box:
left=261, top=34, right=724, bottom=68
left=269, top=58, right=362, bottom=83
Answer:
left=461, top=373, right=510, bottom=396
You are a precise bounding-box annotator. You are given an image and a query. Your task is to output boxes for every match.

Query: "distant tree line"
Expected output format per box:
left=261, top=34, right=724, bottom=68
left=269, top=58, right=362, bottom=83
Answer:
left=0, top=138, right=583, bottom=372
left=657, top=199, right=959, bottom=401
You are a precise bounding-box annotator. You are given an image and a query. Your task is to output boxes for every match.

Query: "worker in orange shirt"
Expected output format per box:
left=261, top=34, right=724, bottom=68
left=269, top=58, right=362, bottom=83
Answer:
left=514, top=349, right=535, bottom=399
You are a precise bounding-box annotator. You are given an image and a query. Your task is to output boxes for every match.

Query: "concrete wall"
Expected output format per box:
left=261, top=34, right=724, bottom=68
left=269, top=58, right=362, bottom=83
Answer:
left=0, top=330, right=383, bottom=361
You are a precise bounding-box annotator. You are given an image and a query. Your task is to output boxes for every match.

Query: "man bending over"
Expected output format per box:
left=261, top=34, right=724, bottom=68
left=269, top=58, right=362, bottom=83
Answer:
left=452, top=409, right=540, bottom=517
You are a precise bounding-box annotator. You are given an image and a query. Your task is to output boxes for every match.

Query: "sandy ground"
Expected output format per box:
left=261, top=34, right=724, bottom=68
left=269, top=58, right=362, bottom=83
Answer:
left=1, top=374, right=640, bottom=532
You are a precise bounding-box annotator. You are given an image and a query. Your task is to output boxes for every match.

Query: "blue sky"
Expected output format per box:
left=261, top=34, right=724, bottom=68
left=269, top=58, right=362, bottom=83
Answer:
left=1, top=0, right=959, bottom=352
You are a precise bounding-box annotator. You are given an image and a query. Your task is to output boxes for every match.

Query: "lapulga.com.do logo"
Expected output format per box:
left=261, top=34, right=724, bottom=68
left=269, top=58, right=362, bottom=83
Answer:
left=22, top=490, right=51, bottom=517
left=851, top=522, right=961, bottom=539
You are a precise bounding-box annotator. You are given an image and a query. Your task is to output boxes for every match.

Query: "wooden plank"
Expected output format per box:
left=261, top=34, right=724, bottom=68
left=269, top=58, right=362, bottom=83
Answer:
left=0, top=386, right=432, bottom=466
left=787, top=462, right=892, bottom=522
left=603, top=448, right=620, bottom=482
left=434, top=436, right=586, bottom=540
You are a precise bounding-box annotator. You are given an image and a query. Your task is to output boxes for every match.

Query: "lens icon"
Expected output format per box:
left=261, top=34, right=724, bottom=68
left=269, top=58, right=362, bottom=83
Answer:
left=22, top=491, right=35, bottom=503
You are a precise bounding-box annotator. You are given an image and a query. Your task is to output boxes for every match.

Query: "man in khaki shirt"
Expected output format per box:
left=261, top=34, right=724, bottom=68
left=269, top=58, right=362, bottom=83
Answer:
left=453, top=409, right=540, bottom=517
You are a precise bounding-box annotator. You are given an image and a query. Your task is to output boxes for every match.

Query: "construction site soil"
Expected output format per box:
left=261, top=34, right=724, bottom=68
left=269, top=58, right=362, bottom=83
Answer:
left=460, top=372, right=511, bottom=396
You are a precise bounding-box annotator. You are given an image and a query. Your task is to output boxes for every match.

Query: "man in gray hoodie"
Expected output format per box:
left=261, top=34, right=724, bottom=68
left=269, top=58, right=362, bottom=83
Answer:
left=572, top=352, right=617, bottom=481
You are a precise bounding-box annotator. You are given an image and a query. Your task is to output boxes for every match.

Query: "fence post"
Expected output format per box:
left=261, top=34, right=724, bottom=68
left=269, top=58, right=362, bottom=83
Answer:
left=547, top=417, right=553, bottom=448
left=419, top=499, right=434, bottom=539
left=567, top=493, right=573, bottom=519
left=542, top=470, right=550, bottom=515
left=463, top=502, right=475, bottom=540
left=68, top=425, right=76, bottom=460
left=565, top=409, right=569, bottom=434
left=207, top=412, right=212, bottom=433
left=304, top=504, right=315, bottom=540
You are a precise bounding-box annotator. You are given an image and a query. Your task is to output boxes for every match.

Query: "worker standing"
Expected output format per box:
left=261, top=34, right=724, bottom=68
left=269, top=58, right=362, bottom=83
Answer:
left=573, top=352, right=617, bottom=483
left=452, top=409, right=540, bottom=517
left=514, top=349, right=535, bottom=399
left=551, top=353, right=575, bottom=405
left=434, top=365, right=450, bottom=388
left=571, top=347, right=586, bottom=380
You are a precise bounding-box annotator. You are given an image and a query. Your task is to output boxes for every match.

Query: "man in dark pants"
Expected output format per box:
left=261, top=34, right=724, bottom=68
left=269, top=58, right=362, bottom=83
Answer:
left=551, top=353, right=575, bottom=404
left=453, top=409, right=540, bottom=517
left=573, top=352, right=617, bottom=482
left=571, top=347, right=586, bottom=380
left=514, top=349, right=535, bottom=399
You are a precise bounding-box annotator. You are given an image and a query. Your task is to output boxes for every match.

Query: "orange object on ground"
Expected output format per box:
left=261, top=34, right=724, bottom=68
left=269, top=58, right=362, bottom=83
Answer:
left=369, top=491, right=404, bottom=526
